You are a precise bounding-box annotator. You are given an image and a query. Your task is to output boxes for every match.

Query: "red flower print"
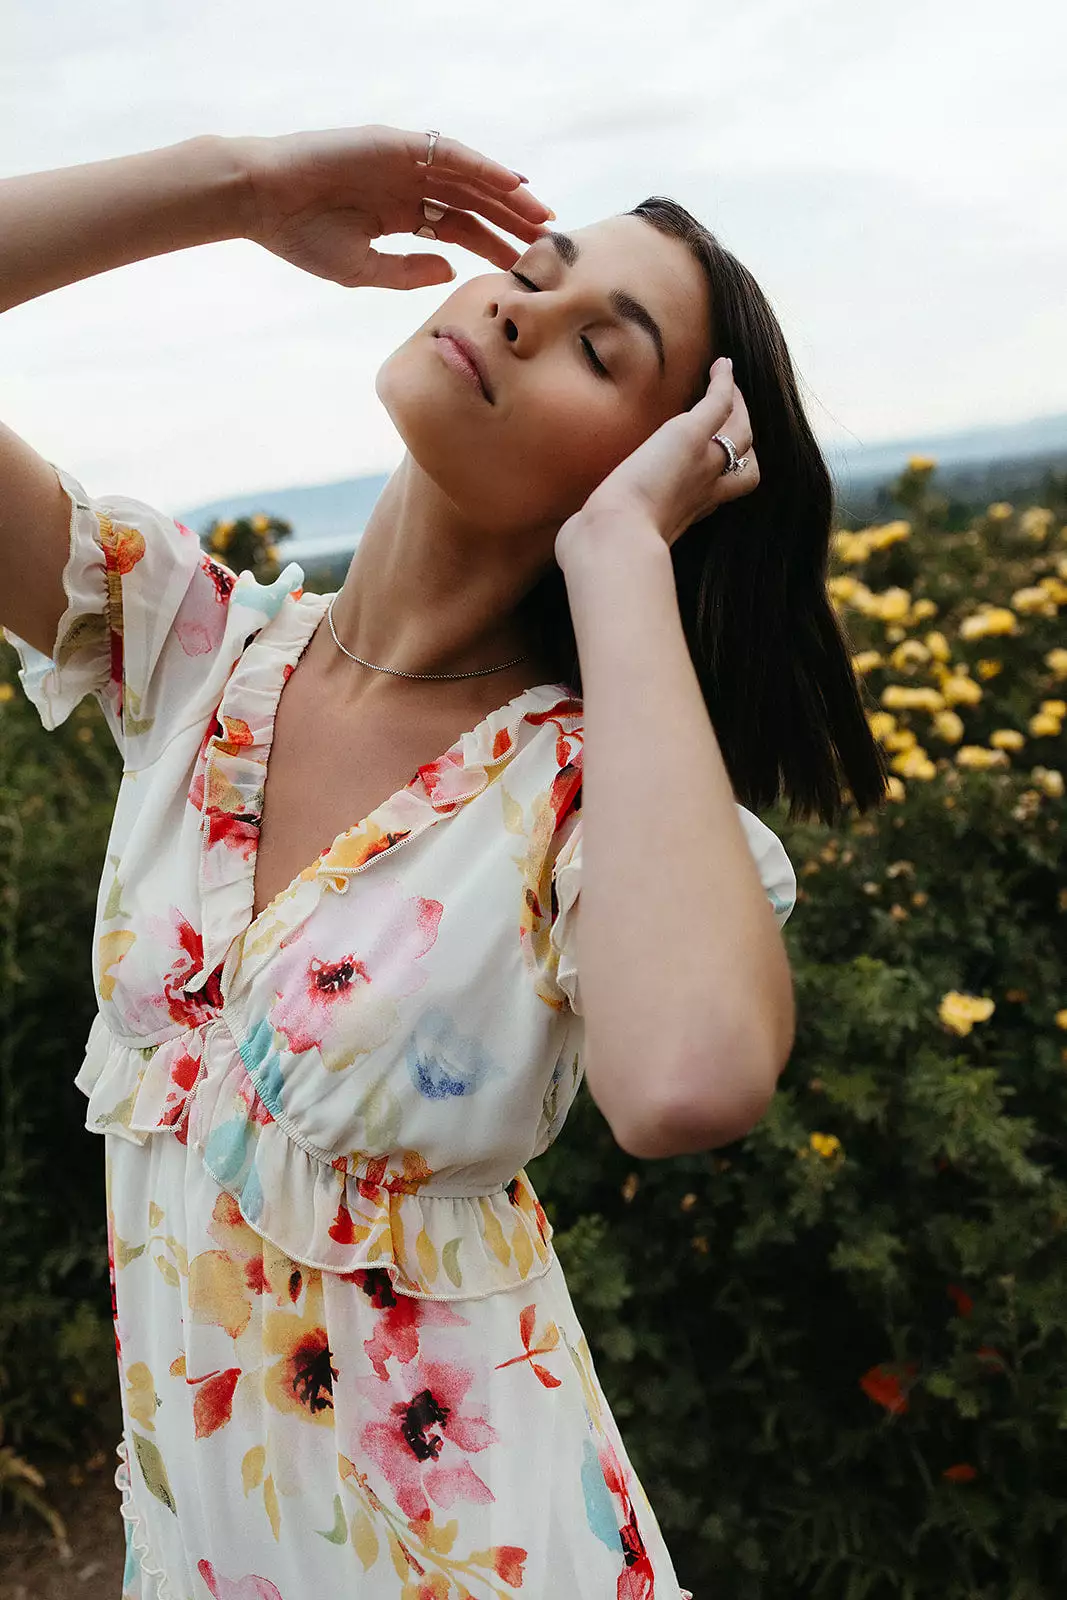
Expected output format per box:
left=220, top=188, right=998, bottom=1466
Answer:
left=595, top=1433, right=655, bottom=1600
left=495, top=1304, right=562, bottom=1388
left=196, top=1560, right=284, bottom=1600
left=189, top=1366, right=241, bottom=1439
left=859, top=1362, right=918, bottom=1415
left=160, top=913, right=219, bottom=1028
left=355, top=1356, right=498, bottom=1522
left=942, top=1462, right=978, bottom=1482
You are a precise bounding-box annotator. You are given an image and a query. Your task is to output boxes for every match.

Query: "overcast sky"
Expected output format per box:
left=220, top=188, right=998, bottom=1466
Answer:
left=1, top=0, right=1063, bottom=515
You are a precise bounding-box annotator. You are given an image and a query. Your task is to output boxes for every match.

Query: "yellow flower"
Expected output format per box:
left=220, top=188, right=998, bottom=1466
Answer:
left=891, top=746, right=937, bottom=780
left=956, top=746, right=1010, bottom=770
left=867, top=711, right=898, bottom=741
left=939, top=991, right=996, bottom=1036
left=0, top=683, right=14, bottom=703
left=829, top=574, right=859, bottom=601
left=976, top=659, right=1003, bottom=680
left=889, top=640, right=931, bottom=672
left=886, top=776, right=907, bottom=801
left=852, top=650, right=884, bottom=674
left=810, top=1132, right=842, bottom=1159
left=959, top=608, right=1018, bottom=640
left=877, top=587, right=912, bottom=623
left=1047, top=648, right=1067, bottom=680
left=1038, top=577, right=1067, bottom=604
left=1032, top=767, right=1064, bottom=799
left=881, top=685, right=946, bottom=713
left=942, top=675, right=983, bottom=708
left=251, top=513, right=270, bottom=533
left=986, top=502, right=1013, bottom=522
left=924, top=631, right=952, bottom=662
left=1020, top=506, right=1054, bottom=541
left=885, top=728, right=918, bottom=752
left=908, top=455, right=937, bottom=473
left=932, top=710, right=965, bottom=744
left=989, top=729, right=1025, bottom=751
left=1029, top=711, right=1063, bottom=738
left=1055, top=1009, right=1067, bottom=1031
left=1011, top=586, right=1058, bottom=617
left=1040, top=700, right=1067, bottom=718
left=911, top=598, right=939, bottom=621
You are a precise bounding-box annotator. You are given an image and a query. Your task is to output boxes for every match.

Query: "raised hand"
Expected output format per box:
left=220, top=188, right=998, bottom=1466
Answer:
left=232, top=122, right=556, bottom=291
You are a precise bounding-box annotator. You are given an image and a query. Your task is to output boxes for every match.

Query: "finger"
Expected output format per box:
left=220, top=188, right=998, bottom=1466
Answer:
left=356, top=245, right=462, bottom=292
left=408, top=129, right=539, bottom=196
left=416, top=174, right=556, bottom=235
left=408, top=201, right=556, bottom=269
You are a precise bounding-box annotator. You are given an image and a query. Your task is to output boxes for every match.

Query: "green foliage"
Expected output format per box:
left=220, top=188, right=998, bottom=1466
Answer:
left=2, top=467, right=1067, bottom=1592
left=531, top=465, right=1067, bottom=1597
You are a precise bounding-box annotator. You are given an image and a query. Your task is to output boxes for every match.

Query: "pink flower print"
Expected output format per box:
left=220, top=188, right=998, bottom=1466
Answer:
left=174, top=557, right=234, bottom=657
left=196, top=1560, right=283, bottom=1600
left=268, top=879, right=443, bottom=1069
left=344, top=1268, right=469, bottom=1382
left=355, top=1355, right=497, bottom=1522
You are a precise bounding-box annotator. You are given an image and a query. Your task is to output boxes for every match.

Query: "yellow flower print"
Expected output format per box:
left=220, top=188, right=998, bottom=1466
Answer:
left=263, top=1273, right=337, bottom=1426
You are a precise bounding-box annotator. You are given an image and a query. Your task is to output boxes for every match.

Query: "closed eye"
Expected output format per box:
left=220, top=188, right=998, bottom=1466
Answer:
left=509, top=270, right=610, bottom=377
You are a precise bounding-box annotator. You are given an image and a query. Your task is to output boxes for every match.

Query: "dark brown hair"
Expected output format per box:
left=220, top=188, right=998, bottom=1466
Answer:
left=516, top=195, right=892, bottom=829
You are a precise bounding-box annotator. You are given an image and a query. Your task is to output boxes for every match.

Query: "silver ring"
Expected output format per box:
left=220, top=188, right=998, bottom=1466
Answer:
left=425, top=129, right=439, bottom=166
left=711, top=433, right=747, bottom=474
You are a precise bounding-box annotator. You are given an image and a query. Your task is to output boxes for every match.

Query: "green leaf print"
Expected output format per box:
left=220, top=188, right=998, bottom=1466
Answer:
left=122, top=684, right=155, bottom=738
left=317, top=1493, right=348, bottom=1544
left=102, top=856, right=130, bottom=921
left=442, top=1237, right=463, bottom=1288
left=132, top=1432, right=177, bottom=1513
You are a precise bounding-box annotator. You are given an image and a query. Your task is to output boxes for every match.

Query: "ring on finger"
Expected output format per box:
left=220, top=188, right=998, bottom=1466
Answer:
left=712, top=432, right=749, bottom=475
left=415, top=198, right=448, bottom=239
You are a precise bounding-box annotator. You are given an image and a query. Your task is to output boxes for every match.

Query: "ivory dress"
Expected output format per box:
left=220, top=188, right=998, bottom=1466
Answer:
left=7, top=464, right=797, bottom=1600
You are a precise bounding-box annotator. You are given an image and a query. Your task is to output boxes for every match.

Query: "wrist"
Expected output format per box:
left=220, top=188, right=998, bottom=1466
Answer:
left=195, top=134, right=260, bottom=242
left=555, top=509, right=670, bottom=579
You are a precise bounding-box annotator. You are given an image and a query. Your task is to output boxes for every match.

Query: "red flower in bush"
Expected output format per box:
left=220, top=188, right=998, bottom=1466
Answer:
left=947, top=1283, right=974, bottom=1317
left=942, top=1463, right=978, bottom=1482
left=859, top=1362, right=917, bottom=1414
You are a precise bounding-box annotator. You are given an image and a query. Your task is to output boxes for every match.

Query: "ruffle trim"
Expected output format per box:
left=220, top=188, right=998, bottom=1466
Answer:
left=77, top=1016, right=557, bottom=1302
left=188, top=578, right=578, bottom=992
left=3, top=464, right=117, bottom=731
left=115, top=1438, right=178, bottom=1600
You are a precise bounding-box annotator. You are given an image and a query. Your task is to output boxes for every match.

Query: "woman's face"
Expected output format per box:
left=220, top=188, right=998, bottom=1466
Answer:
left=375, top=214, right=714, bottom=541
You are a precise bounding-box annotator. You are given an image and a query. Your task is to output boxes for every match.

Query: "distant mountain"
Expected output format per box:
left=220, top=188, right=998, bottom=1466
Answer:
left=173, top=411, right=1067, bottom=560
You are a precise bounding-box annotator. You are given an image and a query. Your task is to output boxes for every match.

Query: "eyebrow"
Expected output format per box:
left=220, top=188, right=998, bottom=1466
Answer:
left=534, top=230, right=667, bottom=378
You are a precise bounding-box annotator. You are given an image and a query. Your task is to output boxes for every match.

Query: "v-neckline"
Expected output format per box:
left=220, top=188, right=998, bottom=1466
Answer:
left=191, top=586, right=573, bottom=986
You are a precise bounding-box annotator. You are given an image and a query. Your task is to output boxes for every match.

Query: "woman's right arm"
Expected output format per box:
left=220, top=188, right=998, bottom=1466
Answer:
left=0, top=135, right=252, bottom=656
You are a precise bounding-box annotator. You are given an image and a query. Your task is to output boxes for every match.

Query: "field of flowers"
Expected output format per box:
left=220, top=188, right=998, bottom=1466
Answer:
left=1, top=456, right=1065, bottom=1595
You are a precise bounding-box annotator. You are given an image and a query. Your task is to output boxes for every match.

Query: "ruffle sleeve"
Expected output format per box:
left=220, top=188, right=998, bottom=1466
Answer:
left=2, top=462, right=302, bottom=763
left=549, top=800, right=797, bottom=1020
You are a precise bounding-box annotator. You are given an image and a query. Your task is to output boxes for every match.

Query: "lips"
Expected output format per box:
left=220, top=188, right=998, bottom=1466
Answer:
left=434, top=326, right=494, bottom=402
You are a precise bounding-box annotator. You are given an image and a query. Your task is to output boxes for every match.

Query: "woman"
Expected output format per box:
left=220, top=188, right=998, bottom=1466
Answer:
left=1, top=123, right=888, bottom=1598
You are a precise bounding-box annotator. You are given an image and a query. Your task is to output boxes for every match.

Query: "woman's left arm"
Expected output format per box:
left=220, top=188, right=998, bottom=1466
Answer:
left=558, top=518, right=795, bottom=1161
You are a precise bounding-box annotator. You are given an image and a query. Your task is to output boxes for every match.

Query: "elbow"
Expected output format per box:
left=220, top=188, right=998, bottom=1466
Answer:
left=614, top=1015, right=793, bottom=1161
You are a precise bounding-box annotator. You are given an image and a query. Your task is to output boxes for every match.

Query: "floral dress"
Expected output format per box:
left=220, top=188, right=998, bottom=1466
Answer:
left=6, top=464, right=797, bottom=1600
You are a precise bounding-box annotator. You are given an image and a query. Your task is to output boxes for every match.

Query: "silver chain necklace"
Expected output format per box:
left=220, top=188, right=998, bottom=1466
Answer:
left=325, top=594, right=529, bottom=681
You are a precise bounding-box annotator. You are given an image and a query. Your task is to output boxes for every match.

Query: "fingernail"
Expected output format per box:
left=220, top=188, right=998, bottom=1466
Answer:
left=512, top=170, right=530, bottom=183
left=543, top=206, right=557, bottom=220
left=727, top=357, right=733, bottom=370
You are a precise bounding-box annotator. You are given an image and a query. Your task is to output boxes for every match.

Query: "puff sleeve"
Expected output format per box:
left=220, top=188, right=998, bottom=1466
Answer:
left=549, top=801, right=797, bottom=1020
left=3, top=462, right=300, bottom=764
